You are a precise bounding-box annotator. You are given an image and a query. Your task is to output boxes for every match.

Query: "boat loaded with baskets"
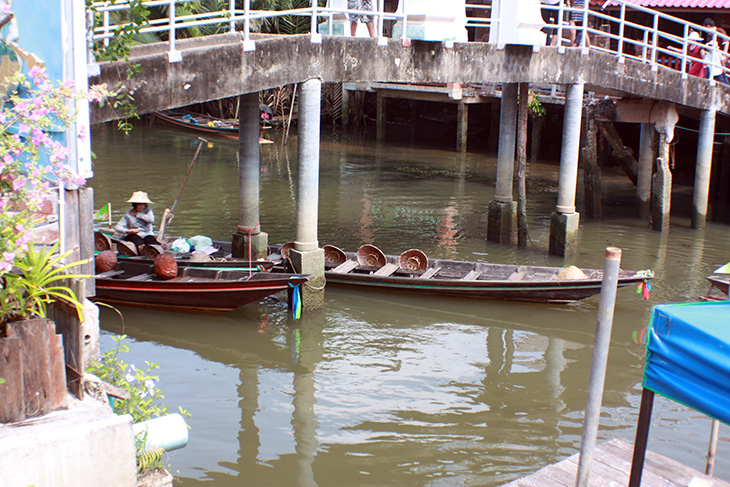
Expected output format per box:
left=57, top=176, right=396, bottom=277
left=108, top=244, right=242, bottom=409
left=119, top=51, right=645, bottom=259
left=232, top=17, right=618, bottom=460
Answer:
left=272, top=243, right=654, bottom=304
left=93, top=232, right=309, bottom=312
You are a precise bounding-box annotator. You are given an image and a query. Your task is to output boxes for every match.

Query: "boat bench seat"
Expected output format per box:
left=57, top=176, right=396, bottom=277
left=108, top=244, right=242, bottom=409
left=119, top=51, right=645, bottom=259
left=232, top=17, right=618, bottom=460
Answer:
left=126, top=273, right=155, bottom=281
left=419, top=267, right=441, bottom=279
left=373, top=263, right=399, bottom=277
left=331, top=260, right=358, bottom=274
left=95, top=270, right=125, bottom=278
left=507, top=271, right=525, bottom=281
left=461, top=270, right=482, bottom=281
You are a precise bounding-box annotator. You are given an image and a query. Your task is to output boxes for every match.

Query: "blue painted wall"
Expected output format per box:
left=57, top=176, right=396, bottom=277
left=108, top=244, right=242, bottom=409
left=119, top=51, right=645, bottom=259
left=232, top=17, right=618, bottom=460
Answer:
left=10, top=0, right=63, bottom=81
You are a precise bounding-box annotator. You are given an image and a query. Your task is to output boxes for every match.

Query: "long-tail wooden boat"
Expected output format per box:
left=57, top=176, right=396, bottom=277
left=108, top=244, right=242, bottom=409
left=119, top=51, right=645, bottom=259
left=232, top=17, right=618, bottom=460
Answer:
left=94, top=259, right=311, bottom=312
left=273, top=244, right=654, bottom=304
left=152, top=110, right=272, bottom=143
left=153, top=110, right=239, bottom=139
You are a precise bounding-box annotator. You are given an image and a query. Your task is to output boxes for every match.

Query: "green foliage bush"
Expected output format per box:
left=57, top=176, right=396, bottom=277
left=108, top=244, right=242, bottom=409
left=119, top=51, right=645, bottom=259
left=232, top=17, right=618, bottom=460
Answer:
left=87, top=334, right=190, bottom=472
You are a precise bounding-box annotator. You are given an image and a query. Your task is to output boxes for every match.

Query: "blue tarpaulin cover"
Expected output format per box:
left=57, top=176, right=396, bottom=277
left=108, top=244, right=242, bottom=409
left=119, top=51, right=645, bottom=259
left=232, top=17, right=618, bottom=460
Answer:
left=644, top=301, right=730, bottom=425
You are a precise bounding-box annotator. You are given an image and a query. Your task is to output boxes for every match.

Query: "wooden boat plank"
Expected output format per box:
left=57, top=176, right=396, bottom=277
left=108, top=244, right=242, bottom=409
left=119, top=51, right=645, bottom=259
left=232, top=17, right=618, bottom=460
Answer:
left=95, top=270, right=125, bottom=278
left=332, top=260, right=359, bottom=274
left=461, top=270, right=482, bottom=281
left=373, top=263, right=399, bottom=277
left=419, top=267, right=441, bottom=279
left=508, top=271, right=525, bottom=281
left=126, top=273, right=155, bottom=281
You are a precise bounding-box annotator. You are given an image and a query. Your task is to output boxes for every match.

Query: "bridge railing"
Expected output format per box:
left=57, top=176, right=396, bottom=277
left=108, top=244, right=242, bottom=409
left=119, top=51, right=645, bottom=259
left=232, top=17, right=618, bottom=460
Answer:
left=87, top=0, right=729, bottom=85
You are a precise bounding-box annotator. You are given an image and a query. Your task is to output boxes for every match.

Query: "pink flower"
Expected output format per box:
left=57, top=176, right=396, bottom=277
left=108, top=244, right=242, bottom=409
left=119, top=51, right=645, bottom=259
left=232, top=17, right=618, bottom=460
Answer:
left=0, top=3, right=10, bottom=15
left=2, top=251, right=16, bottom=262
left=12, top=176, right=26, bottom=191
left=86, top=84, right=108, bottom=103
left=0, top=261, right=12, bottom=273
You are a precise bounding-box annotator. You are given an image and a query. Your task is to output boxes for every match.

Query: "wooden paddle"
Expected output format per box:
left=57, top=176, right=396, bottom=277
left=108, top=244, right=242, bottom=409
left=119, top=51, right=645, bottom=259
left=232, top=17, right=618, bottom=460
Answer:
left=158, top=137, right=208, bottom=240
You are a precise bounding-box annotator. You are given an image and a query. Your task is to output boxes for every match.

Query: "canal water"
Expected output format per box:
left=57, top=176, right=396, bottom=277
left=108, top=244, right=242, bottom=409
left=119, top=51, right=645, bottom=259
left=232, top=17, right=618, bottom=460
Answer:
left=90, top=121, right=730, bottom=487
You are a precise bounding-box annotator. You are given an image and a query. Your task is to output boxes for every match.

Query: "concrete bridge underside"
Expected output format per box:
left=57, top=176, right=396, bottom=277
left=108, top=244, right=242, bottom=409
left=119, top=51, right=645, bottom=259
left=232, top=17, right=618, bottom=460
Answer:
left=89, top=33, right=730, bottom=123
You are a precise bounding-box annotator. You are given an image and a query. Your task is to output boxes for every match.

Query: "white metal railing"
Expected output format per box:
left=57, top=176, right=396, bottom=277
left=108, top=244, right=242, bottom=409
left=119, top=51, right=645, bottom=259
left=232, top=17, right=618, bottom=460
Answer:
left=86, top=0, right=730, bottom=85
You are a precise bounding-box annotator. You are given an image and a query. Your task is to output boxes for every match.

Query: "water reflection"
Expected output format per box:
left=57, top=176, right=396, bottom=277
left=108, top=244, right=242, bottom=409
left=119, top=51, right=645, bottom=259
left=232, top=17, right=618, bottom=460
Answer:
left=90, top=123, right=730, bottom=487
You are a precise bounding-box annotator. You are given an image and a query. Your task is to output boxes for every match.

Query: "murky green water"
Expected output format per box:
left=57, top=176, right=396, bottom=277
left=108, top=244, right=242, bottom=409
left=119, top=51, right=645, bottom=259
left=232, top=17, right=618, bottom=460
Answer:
left=90, top=121, right=730, bottom=487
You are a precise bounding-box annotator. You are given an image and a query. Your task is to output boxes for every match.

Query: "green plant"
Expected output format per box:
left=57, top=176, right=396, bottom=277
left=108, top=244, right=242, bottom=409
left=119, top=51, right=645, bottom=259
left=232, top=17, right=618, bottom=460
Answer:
left=1, top=242, right=89, bottom=325
left=136, top=433, right=165, bottom=472
left=87, top=334, right=190, bottom=472
left=255, top=0, right=327, bottom=35
left=528, top=91, right=546, bottom=119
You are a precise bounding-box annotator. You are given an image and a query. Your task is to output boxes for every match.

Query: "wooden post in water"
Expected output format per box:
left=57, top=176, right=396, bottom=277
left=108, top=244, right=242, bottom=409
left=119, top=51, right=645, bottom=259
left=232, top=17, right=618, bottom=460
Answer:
left=516, top=83, right=529, bottom=247
left=575, top=247, right=622, bottom=487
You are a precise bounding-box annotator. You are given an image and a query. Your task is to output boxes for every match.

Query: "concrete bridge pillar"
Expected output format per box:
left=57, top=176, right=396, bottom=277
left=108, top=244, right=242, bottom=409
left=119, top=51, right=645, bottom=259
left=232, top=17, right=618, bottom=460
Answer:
left=651, top=135, right=672, bottom=231
left=488, top=83, right=518, bottom=243
left=233, top=92, right=268, bottom=260
left=549, top=82, right=584, bottom=258
left=650, top=104, right=679, bottom=232
left=290, top=78, right=325, bottom=311
left=637, top=123, right=654, bottom=220
left=692, top=108, right=716, bottom=229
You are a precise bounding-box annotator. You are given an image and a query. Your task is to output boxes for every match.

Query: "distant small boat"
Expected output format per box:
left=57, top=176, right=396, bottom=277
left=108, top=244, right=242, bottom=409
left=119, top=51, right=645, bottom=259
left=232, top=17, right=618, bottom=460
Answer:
left=94, top=259, right=311, bottom=312
left=272, top=244, right=654, bottom=304
left=152, top=110, right=272, bottom=143
left=703, top=275, right=729, bottom=301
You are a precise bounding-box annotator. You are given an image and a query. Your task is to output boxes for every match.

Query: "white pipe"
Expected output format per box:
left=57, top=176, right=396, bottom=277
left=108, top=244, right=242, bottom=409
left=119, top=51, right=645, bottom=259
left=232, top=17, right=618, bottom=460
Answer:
left=133, top=413, right=189, bottom=453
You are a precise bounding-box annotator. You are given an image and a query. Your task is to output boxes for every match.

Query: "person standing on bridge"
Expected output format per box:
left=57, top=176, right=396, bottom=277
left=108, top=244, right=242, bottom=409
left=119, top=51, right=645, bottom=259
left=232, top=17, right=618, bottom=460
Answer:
left=348, top=0, right=376, bottom=38
left=569, top=0, right=590, bottom=48
left=668, top=30, right=705, bottom=78
left=540, top=0, right=562, bottom=47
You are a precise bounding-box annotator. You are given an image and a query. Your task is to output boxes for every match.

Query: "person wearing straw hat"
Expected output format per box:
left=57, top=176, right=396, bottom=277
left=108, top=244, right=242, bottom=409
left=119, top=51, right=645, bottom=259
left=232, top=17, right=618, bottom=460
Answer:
left=114, top=191, right=163, bottom=252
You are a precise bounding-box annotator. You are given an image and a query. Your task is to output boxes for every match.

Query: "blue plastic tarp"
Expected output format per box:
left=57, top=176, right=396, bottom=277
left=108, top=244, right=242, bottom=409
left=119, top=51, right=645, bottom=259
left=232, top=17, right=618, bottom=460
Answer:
left=644, top=301, right=730, bottom=425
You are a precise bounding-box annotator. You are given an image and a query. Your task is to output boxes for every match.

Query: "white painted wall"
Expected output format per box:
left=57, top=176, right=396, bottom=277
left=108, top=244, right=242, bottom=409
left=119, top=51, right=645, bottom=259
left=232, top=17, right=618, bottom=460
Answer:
left=392, top=0, right=468, bottom=42
left=489, top=0, right=546, bottom=47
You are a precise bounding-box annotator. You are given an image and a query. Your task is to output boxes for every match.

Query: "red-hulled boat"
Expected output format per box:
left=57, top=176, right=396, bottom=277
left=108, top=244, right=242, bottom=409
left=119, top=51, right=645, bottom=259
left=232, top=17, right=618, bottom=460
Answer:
left=94, top=259, right=311, bottom=312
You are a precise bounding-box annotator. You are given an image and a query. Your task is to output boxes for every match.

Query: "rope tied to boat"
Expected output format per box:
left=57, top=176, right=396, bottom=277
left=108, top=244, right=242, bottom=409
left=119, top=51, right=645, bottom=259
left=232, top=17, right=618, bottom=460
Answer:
left=238, top=222, right=260, bottom=279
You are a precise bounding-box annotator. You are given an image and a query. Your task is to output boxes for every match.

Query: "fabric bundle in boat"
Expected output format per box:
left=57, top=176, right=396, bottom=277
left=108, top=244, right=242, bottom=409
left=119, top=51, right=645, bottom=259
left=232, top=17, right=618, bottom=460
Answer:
left=557, top=265, right=587, bottom=280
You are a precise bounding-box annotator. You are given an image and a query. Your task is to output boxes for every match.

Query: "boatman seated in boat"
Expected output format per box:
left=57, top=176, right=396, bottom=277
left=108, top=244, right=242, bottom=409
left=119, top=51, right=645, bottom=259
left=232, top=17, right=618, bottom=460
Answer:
left=115, top=191, right=164, bottom=253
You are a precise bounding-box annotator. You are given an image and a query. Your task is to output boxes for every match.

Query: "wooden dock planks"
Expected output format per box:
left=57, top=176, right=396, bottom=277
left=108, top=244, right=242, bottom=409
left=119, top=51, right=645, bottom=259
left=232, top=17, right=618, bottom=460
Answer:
left=499, top=439, right=730, bottom=487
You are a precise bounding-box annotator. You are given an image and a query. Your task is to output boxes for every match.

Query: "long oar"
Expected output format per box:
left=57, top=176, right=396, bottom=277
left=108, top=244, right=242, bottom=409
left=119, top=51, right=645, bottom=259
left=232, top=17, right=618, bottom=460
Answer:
left=158, top=137, right=208, bottom=240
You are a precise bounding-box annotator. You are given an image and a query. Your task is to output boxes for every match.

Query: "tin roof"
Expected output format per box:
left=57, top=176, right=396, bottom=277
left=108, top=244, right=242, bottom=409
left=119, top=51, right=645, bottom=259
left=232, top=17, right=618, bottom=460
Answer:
left=590, top=0, right=730, bottom=8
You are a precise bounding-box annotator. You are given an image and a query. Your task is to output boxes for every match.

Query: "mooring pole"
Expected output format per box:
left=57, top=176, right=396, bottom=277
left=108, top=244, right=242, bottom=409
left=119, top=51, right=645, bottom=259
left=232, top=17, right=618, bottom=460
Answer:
left=575, top=247, right=622, bottom=487
left=706, top=418, right=721, bottom=476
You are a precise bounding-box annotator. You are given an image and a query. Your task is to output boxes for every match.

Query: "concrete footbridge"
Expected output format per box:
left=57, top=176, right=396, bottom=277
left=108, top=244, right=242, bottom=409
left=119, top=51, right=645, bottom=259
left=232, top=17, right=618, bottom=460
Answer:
left=87, top=0, right=729, bottom=308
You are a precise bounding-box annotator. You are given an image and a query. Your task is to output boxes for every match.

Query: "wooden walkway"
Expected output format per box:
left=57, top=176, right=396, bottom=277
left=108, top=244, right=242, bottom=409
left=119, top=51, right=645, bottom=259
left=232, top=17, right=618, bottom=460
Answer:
left=501, top=439, right=730, bottom=487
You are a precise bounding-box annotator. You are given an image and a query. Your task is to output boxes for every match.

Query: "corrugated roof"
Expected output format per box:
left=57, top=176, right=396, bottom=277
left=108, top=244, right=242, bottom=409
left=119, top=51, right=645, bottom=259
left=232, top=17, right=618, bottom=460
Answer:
left=590, top=0, right=730, bottom=8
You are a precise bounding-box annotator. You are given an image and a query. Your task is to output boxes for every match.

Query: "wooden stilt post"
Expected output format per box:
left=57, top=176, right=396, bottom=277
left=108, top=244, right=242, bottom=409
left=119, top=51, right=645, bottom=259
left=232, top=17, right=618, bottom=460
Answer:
left=629, top=388, right=655, bottom=487
left=517, top=83, right=529, bottom=247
